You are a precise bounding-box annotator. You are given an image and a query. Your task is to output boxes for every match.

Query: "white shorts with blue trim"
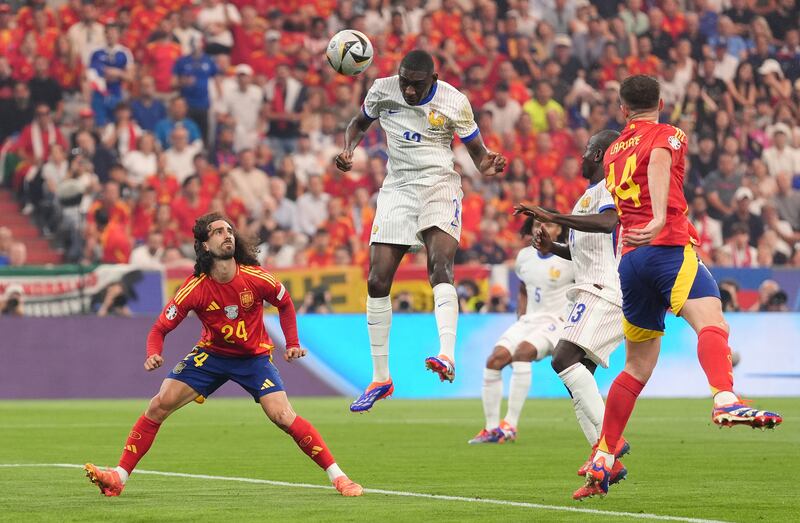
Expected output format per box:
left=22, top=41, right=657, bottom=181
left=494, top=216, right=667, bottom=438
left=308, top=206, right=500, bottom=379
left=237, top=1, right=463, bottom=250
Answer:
left=370, top=182, right=463, bottom=247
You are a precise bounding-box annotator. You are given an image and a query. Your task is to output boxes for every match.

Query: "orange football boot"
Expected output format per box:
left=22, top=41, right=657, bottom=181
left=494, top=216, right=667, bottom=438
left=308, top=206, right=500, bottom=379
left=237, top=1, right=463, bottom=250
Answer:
left=333, top=476, right=364, bottom=497
left=84, top=463, right=125, bottom=497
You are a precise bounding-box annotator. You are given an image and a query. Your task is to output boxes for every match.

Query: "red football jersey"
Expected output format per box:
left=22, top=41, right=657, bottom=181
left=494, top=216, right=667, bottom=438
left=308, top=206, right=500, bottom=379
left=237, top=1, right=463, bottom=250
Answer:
left=603, top=120, right=698, bottom=255
left=147, top=264, right=299, bottom=358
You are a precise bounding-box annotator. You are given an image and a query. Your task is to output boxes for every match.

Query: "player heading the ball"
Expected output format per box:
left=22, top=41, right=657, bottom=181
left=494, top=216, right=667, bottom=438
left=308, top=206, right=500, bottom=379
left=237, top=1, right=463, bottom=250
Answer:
left=335, top=50, right=507, bottom=412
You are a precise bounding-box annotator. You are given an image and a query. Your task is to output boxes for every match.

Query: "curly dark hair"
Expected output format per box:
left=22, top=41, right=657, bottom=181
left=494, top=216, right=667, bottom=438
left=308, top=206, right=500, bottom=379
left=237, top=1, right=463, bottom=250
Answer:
left=192, top=212, right=259, bottom=276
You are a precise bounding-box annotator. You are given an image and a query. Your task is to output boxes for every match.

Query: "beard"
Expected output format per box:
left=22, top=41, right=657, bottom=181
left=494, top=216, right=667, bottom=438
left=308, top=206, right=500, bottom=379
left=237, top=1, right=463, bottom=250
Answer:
left=212, top=244, right=235, bottom=260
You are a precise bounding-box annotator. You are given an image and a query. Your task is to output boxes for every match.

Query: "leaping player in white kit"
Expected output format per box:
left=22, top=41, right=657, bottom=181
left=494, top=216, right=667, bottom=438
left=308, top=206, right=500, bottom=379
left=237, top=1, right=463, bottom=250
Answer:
left=516, top=130, right=631, bottom=486
left=469, top=216, right=574, bottom=444
left=335, top=50, right=507, bottom=412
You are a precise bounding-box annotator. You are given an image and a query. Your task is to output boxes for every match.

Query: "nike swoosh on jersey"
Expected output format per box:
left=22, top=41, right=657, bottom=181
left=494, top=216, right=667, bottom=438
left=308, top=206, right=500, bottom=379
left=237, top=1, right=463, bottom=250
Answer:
left=387, top=110, right=400, bottom=114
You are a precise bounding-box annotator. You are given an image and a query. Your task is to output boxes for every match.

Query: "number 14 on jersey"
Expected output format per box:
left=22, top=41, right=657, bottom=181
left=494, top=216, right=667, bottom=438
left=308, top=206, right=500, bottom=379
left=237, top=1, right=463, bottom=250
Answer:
left=606, top=153, right=641, bottom=211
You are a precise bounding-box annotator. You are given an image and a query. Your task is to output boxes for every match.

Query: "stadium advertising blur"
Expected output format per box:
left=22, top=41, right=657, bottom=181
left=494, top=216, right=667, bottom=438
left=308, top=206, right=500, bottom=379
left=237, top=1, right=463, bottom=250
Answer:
left=275, top=313, right=800, bottom=399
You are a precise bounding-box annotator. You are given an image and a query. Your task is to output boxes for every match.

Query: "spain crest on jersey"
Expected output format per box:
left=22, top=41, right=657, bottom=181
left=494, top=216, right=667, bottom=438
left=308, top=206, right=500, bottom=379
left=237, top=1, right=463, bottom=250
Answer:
left=240, top=289, right=254, bottom=309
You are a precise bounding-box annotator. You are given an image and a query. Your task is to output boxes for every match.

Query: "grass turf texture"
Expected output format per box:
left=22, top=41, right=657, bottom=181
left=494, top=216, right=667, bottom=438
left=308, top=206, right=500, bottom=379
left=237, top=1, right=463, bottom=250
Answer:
left=0, top=398, right=796, bottom=522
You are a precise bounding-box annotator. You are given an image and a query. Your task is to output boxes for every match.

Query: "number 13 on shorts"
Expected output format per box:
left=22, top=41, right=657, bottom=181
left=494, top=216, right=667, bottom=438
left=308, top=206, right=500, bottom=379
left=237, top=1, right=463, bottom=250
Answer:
left=568, top=303, right=586, bottom=324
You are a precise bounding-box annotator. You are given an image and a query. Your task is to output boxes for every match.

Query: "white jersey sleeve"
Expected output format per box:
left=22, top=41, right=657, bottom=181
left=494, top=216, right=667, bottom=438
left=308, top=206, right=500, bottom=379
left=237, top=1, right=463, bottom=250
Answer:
left=452, top=95, right=479, bottom=142
left=361, top=81, right=384, bottom=121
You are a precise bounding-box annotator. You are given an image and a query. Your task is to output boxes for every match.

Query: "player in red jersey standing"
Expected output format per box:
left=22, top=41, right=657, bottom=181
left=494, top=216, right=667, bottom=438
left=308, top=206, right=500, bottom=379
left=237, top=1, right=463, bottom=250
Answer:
left=574, top=75, right=782, bottom=499
left=85, top=212, right=363, bottom=497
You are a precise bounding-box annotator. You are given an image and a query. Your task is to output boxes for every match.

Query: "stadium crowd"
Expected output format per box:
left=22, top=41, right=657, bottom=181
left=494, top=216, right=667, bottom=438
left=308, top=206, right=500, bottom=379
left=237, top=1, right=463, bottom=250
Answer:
left=1, top=0, right=800, bottom=273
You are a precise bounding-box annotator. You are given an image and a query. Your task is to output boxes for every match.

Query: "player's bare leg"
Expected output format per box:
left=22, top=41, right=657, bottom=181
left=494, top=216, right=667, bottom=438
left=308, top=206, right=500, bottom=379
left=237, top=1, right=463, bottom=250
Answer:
left=421, top=227, right=459, bottom=382
left=574, top=339, right=658, bottom=500
left=262, top=391, right=362, bottom=496
left=351, top=243, right=408, bottom=413
left=469, top=346, right=511, bottom=444
left=85, top=378, right=198, bottom=496
left=502, top=342, right=537, bottom=441
left=680, top=297, right=782, bottom=428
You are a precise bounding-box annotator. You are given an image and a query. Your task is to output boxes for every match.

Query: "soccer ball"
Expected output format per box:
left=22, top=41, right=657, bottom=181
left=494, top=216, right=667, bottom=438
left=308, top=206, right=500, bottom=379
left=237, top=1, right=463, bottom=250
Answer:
left=326, top=29, right=374, bottom=76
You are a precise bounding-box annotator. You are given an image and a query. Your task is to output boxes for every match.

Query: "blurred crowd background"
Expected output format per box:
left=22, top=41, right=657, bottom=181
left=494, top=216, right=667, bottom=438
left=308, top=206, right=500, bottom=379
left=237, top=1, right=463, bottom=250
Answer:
left=0, top=0, right=799, bottom=277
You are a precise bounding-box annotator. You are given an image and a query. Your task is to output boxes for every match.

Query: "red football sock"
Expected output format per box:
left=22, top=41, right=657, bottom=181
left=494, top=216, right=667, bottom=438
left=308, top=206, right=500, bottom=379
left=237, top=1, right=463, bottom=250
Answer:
left=118, top=415, right=162, bottom=474
left=697, top=326, right=734, bottom=395
left=288, top=416, right=335, bottom=470
left=597, top=372, right=644, bottom=456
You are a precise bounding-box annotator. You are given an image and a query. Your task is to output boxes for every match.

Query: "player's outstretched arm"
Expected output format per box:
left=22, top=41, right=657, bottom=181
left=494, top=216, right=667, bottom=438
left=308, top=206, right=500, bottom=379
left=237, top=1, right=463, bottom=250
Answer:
left=335, top=112, right=374, bottom=172
left=533, top=226, right=572, bottom=260
left=515, top=204, right=618, bottom=234
left=272, top=288, right=308, bottom=362
left=623, top=148, right=670, bottom=247
left=464, top=133, right=506, bottom=177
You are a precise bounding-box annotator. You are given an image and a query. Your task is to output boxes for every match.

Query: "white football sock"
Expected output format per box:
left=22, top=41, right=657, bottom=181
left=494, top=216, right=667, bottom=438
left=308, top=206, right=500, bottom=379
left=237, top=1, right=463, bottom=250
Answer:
left=366, top=295, right=392, bottom=383
left=713, top=390, right=738, bottom=407
left=594, top=449, right=615, bottom=467
left=571, top=397, right=598, bottom=445
left=325, top=463, right=345, bottom=482
left=558, top=362, right=605, bottom=446
left=114, top=466, right=129, bottom=484
left=482, top=368, right=503, bottom=430
left=504, top=361, right=532, bottom=428
left=432, top=283, right=458, bottom=362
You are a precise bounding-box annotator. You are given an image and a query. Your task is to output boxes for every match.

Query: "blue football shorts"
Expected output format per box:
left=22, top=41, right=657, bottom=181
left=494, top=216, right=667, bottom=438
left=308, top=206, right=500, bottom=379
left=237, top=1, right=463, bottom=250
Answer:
left=618, top=244, right=720, bottom=342
left=167, top=348, right=285, bottom=402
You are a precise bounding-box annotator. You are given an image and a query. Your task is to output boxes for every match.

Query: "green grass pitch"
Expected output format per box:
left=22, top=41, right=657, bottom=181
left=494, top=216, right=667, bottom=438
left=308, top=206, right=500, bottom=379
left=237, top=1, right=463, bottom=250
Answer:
left=0, top=398, right=797, bottom=522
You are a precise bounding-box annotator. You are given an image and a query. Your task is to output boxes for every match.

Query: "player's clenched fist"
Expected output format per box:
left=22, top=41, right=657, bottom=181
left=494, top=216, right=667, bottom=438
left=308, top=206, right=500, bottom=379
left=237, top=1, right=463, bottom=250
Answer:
left=144, top=354, right=164, bottom=371
left=480, top=151, right=506, bottom=176
left=334, top=150, right=354, bottom=172
left=284, top=346, right=308, bottom=362
left=533, top=227, right=553, bottom=254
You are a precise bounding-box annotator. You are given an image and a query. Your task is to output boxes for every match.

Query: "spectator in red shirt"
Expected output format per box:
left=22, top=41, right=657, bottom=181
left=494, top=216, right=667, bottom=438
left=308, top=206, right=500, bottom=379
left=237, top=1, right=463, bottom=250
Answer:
left=305, top=229, right=334, bottom=267
left=661, top=0, right=687, bottom=40
left=131, top=186, right=158, bottom=243
left=460, top=175, right=484, bottom=249
left=323, top=196, right=357, bottom=252
left=530, top=132, right=561, bottom=184
left=145, top=153, right=180, bottom=205
left=171, top=174, right=211, bottom=242
left=141, top=29, right=182, bottom=96
left=16, top=1, right=56, bottom=33
left=625, top=34, right=662, bottom=76
left=17, top=103, right=67, bottom=169
left=130, top=0, right=168, bottom=46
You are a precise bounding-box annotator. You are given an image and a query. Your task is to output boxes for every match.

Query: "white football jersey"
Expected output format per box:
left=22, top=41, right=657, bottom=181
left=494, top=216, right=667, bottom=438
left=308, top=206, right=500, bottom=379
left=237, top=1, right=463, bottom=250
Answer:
left=567, top=181, right=622, bottom=305
left=515, top=246, right=575, bottom=321
left=362, top=77, right=478, bottom=188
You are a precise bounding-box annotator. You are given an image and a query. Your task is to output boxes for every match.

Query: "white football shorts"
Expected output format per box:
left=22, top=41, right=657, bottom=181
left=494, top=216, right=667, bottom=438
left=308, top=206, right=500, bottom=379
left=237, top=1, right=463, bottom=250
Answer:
left=370, top=182, right=463, bottom=247
left=560, top=290, right=624, bottom=368
left=495, top=316, right=562, bottom=360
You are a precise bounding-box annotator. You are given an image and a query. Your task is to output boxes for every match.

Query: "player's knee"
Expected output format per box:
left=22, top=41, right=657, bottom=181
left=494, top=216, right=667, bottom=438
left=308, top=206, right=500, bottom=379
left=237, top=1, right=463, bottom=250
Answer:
left=145, top=394, right=174, bottom=423
left=267, top=405, right=297, bottom=431
left=551, top=343, right=581, bottom=374
left=513, top=343, right=537, bottom=362
left=717, top=319, right=730, bottom=334
left=367, top=273, right=391, bottom=297
left=486, top=348, right=511, bottom=370
left=427, top=256, right=453, bottom=286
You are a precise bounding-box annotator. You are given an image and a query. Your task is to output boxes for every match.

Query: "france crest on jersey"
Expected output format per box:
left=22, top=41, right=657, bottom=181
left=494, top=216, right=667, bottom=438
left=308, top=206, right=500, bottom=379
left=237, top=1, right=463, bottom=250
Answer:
left=361, top=77, right=478, bottom=189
